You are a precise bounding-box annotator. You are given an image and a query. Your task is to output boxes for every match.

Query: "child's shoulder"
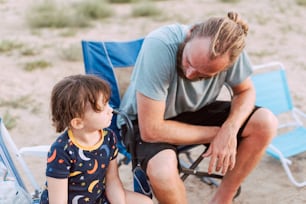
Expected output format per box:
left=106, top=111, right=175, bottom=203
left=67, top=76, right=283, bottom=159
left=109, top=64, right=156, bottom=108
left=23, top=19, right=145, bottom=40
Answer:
left=103, top=128, right=117, bottom=143
left=103, top=128, right=115, bottom=136
left=50, top=131, right=70, bottom=149
left=47, top=131, right=76, bottom=160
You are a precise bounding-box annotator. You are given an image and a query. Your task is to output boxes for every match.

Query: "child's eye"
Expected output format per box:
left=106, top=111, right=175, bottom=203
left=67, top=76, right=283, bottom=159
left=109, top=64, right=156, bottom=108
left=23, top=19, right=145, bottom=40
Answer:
left=99, top=102, right=109, bottom=111
left=95, top=104, right=104, bottom=112
left=103, top=101, right=109, bottom=107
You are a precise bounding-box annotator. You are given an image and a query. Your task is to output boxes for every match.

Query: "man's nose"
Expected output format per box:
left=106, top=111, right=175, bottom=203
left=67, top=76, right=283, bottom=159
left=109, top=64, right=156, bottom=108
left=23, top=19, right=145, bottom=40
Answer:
left=185, top=66, right=198, bottom=78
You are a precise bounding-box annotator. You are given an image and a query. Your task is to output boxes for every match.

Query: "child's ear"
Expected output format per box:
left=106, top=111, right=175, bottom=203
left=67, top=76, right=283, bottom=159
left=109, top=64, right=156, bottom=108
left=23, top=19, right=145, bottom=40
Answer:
left=70, top=118, right=84, bottom=129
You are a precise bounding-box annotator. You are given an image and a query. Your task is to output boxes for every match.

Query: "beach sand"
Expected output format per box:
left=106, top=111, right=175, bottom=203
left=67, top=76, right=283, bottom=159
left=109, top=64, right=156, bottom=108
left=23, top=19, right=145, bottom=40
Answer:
left=1, top=0, right=306, bottom=203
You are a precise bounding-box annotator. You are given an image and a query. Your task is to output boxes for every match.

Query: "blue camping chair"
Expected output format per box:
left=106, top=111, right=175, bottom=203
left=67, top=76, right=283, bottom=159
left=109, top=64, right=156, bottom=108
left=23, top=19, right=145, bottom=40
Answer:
left=81, top=38, right=241, bottom=199
left=251, top=62, right=306, bottom=187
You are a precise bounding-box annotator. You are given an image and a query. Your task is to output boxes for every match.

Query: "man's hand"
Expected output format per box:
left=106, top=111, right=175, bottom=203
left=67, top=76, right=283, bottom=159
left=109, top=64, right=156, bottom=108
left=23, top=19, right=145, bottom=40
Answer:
left=202, top=124, right=237, bottom=175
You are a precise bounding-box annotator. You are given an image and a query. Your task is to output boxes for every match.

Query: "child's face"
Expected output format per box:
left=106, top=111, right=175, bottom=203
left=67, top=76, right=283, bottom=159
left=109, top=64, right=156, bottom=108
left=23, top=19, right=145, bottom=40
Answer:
left=82, top=94, right=113, bottom=131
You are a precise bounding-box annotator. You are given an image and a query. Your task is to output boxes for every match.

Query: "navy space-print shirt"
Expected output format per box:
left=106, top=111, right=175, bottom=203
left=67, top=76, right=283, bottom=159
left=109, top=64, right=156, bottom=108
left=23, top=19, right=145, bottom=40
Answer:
left=40, top=128, right=118, bottom=204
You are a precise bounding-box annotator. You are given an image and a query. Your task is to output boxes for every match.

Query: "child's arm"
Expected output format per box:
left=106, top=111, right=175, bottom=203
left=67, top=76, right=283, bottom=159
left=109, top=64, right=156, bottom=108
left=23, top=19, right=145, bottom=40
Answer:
left=47, top=176, right=68, bottom=204
left=105, top=159, right=126, bottom=203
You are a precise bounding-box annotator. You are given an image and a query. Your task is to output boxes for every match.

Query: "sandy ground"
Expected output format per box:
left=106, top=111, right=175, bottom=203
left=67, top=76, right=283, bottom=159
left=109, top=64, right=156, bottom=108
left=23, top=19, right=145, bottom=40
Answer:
left=1, top=0, right=306, bottom=203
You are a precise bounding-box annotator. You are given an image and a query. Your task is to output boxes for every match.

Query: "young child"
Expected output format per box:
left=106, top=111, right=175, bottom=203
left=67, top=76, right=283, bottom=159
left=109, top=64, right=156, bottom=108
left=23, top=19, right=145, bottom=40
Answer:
left=40, top=75, right=152, bottom=204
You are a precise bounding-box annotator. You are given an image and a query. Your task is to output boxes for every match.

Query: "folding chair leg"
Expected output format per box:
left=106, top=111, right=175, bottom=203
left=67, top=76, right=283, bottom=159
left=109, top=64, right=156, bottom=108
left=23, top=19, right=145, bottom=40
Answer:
left=201, top=177, right=219, bottom=187
left=268, top=144, right=306, bottom=187
left=179, top=148, right=241, bottom=199
left=281, top=160, right=306, bottom=187
left=180, top=149, right=223, bottom=181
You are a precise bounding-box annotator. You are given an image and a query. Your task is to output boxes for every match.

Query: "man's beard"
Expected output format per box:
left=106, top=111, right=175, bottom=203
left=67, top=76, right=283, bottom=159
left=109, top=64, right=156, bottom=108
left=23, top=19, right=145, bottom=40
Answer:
left=176, top=42, right=187, bottom=79
left=176, top=41, right=204, bottom=82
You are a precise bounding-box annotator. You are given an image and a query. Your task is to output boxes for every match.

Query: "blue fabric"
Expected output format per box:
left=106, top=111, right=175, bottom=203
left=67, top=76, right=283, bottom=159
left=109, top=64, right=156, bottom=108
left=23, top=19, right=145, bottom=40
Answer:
left=133, top=166, right=152, bottom=198
left=266, top=127, right=306, bottom=159
left=81, top=38, right=144, bottom=163
left=251, top=68, right=293, bottom=115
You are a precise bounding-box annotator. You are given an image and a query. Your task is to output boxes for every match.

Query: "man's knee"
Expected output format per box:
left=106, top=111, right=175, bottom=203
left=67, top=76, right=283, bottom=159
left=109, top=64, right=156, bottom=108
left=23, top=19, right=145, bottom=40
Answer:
left=256, top=108, right=278, bottom=132
left=146, top=149, right=179, bottom=184
left=248, top=108, right=278, bottom=143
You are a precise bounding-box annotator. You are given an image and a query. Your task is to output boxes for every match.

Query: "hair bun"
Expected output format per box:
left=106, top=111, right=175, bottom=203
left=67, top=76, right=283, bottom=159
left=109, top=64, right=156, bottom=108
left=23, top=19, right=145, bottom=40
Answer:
left=228, top=11, right=238, bottom=22
left=227, top=11, right=248, bottom=35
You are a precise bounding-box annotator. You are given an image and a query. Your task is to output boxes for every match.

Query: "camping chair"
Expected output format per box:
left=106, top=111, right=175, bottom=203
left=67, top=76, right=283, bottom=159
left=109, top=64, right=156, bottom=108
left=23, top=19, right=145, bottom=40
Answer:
left=0, top=117, right=45, bottom=203
left=251, top=61, right=306, bottom=187
left=81, top=38, right=241, bottom=199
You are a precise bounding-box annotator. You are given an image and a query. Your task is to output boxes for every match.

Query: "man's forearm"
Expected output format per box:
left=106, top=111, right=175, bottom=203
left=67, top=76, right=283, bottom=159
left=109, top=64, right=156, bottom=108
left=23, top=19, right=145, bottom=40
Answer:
left=139, top=119, right=219, bottom=145
left=224, top=86, right=256, bottom=132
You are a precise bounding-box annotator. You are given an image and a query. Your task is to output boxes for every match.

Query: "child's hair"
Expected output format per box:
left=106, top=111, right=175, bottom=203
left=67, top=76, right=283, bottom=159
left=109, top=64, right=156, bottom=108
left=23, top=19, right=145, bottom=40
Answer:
left=50, top=74, right=111, bottom=132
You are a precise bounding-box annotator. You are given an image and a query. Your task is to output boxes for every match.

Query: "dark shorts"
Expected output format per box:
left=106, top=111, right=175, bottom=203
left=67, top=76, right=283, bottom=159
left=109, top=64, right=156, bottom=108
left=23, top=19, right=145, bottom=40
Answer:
left=121, top=101, right=260, bottom=172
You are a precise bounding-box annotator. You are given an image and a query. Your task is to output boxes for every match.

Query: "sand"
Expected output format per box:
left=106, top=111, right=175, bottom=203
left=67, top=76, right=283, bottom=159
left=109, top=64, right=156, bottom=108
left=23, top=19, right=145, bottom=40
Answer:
left=1, top=0, right=306, bottom=203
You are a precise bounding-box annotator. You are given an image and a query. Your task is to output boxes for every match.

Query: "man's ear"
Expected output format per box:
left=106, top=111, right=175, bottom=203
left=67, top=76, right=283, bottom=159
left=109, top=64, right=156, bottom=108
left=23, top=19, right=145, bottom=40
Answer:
left=70, top=118, right=84, bottom=129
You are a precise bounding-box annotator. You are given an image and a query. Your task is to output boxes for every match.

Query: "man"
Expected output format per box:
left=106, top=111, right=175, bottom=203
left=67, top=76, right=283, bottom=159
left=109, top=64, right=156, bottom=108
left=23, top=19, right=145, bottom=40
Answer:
left=119, top=11, right=278, bottom=204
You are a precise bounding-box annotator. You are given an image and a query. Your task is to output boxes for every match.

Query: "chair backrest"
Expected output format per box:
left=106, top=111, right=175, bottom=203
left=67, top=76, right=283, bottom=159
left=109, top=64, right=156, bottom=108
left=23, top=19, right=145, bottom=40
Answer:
left=251, top=62, right=293, bottom=115
left=81, top=38, right=144, bottom=162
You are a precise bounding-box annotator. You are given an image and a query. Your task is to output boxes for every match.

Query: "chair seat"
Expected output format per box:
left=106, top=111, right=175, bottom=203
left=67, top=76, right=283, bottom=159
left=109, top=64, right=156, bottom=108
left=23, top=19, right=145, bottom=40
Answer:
left=266, top=126, right=306, bottom=159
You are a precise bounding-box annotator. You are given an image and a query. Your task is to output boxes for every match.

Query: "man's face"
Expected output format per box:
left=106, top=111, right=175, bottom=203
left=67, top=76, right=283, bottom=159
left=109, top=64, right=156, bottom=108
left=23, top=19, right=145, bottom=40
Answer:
left=178, top=37, right=230, bottom=81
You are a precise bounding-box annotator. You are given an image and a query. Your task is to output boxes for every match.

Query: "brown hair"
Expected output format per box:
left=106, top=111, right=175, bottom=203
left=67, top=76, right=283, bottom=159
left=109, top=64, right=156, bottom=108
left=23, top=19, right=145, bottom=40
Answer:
left=50, top=74, right=111, bottom=132
left=189, top=11, right=248, bottom=64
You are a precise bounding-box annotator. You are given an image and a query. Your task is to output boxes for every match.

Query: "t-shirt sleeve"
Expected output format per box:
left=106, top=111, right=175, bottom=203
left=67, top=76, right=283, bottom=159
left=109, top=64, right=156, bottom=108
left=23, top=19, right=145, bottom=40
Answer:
left=225, top=51, right=253, bottom=87
left=45, top=142, right=72, bottom=179
left=134, top=37, right=175, bottom=101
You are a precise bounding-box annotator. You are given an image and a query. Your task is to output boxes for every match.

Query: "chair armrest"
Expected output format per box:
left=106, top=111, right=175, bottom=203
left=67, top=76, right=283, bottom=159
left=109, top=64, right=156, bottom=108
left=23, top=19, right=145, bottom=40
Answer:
left=113, top=109, right=137, bottom=168
left=19, top=145, right=50, bottom=157
left=293, top=107, right=306, bottom=119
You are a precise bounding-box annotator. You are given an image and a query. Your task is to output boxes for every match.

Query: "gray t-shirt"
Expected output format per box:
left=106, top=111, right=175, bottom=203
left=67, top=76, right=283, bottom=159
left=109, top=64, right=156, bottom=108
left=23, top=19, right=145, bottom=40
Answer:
left=119, top=23, right=252, bottom=125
